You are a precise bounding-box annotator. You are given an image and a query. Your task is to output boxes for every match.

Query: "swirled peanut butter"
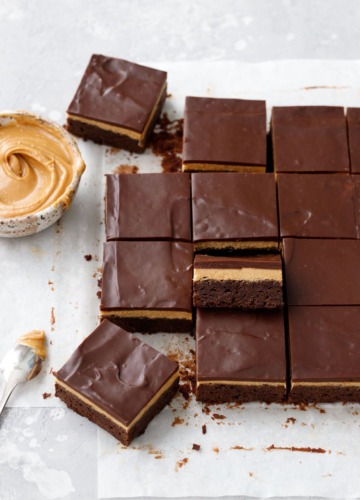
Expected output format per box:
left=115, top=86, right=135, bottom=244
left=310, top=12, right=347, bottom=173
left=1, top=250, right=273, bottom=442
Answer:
left=17, top=330, right=47, bottom=360
left=0, top=113, right=85, bottom=218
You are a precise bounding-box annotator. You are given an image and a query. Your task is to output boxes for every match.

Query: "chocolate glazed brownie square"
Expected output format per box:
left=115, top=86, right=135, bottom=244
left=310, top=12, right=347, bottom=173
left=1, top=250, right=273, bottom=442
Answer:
left=54, top=320, right=179, bottom=446
left=196, top=308, right=287, bottom=403
left=272, top=106, right=350, bottom=173
left=191, top=172, right=278, bottom=253
left=283, top=238, right=360, bottom=306
left=100, top=241, right=193, bottom=333
left=288, top=306, right=360, bottom=403
left=67, top=54, right=167, bottom=152
left=347, top=108, right=360, bottom=173
left=277, top=174, right=357, bottom=239
left=105, top=173, right=191, bottom=242
left=183, top=97, right=267, bottom=172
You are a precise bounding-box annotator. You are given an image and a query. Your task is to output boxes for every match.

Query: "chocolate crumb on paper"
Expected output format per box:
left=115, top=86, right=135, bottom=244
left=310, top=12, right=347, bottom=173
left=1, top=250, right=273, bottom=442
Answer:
left=202, top=424, right=207, bottom=435
left=84, top=254, right=92, bottom=261
left=175, top=457, right=188, bottom=471
left=171, top=416, right=184, bottom=427
left=112, top=164, right=139, bottom=174
left=42, top=392, right=51, bottom=400
left=266, top=444, right=327, bottom=454
left=192, top=443, right=201, bottom=451
left=151, top=113, right=183, bottom=173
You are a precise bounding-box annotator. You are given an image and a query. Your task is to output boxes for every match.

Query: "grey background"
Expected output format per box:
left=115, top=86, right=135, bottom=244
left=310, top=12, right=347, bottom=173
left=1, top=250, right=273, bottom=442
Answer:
left=1, top=0, right=359, bottom=499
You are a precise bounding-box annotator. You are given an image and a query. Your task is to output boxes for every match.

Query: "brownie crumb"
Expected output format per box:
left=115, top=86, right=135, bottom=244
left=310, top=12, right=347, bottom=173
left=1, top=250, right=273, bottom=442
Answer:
left=96, top=291, right=101, bottom=299
left=97, top=278, right=102, bottom=289
left=151, top=113, right=183, bottom=173
left=231, top=445, right=254, bottom=451
left=192, top=443, right=201, bottom=451
left=112, top=164, right=139, bottom=174
left=171, top=416, right=184, bottom=427
left=284, top=417, right=296, bottom=427
left=213, top=447, right=219, bottom=453
left=42, top=392, right=51, bottom=400
left=212, top=413, right=226, bottom=420
left=179, top=383, right=191, bottom=400
left=50, top=307, right=55, bottom=326
left=175, top=457, right=188, bottom=471
left=202, top=424, right=207, bottom=435
left=84, top=254, right=92, bottom=261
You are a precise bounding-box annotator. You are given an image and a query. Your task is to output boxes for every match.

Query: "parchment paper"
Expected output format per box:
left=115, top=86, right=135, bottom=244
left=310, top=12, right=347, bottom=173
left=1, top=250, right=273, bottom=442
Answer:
left=1, top=60, right=360, bottom=498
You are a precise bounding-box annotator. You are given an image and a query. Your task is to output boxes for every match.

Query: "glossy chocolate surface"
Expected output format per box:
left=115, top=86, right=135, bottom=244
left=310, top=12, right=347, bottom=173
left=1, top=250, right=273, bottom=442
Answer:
left=191, top=173, right=278, bottom=242
left=272, top=106, right=349, bottom=173
left=283, top=238, right=360, bottom=305
left=56, top=320, right=178, bottom=426
left=347, top=108, right=360, bottom=173
left=106, top=173, right=191, bottom=241
left=67, top=54, right=167, bottom=132
left=196, top=308, right=286, bottom=382
left=289, top=306, right=360, bottom=382
left=277, top=174, right=357, bottom=238
left=183, top=97, right=266, bottom=166
left=353, top=175, right=360, bottom=238
left=101, top=241, right=193, bottom=311
left=194, top=253, right=282, bottom=269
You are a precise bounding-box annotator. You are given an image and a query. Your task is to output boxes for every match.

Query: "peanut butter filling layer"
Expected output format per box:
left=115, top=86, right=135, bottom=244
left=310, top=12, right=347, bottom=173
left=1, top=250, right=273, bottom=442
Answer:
left=55, top=370, right=179, bottom=431
left=17, top=330, right=47, bottom=360
left=100, top=309, right=192, bottom=320
left=67, top=82, right=167, bottom=147
left=183, top=163, right=266, bottom=173
left=194, top=241, right=278, bottom=251
left=292, top=381, right=360, bottom=387
left=194, top=267, right=282, bottom=282
left=0, top=112, right=85, bottom=218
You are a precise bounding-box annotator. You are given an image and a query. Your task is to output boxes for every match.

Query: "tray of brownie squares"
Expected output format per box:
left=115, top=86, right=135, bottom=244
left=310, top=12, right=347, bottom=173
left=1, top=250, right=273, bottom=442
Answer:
left=52, top=53, right=360, bottom=447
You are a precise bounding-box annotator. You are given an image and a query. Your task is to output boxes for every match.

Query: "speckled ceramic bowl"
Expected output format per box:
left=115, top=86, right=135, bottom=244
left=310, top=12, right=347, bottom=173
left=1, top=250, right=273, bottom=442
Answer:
left=0, top=111, right=85, bottom=238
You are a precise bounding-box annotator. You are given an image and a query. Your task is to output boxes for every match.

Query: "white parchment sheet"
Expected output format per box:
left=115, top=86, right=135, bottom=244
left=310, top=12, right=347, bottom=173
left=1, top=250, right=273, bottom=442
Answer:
left=1, top=60, right=360, bottom=498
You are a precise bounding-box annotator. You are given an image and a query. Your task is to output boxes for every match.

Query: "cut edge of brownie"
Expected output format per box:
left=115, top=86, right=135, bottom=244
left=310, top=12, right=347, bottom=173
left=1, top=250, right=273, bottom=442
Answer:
left=194, top=240, right=279, bottom=254
left=289, top=383, right=360, bottom=404
left=196, top=381, right=286, bottom=404
left=67, top=85, right=167, bottom=152
left=100, top=310, right=193, bottom=333
left=193, top=279, right=283, bottom=309
left=54, top=372, right=179, bottom=446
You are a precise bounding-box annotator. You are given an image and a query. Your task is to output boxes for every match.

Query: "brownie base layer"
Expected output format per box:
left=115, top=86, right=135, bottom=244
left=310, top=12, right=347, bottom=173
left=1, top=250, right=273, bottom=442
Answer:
left=55, top=378, right=179, bottom=446
left=290, top=385, right=360, bottom=404
left=196, top=382, right=286, bottom=404
left=101, top=314, right=193, bottom=333
left=193, top=280, right=283, bottom=308
left=67, top=89, right=166, bottom=153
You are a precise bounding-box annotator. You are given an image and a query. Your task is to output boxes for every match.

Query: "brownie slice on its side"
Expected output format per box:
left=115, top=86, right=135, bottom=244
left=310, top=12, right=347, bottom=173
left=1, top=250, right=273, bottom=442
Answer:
left=193, top=254, right=283, bottom=309
left=54, top=320, right=179, bottom=446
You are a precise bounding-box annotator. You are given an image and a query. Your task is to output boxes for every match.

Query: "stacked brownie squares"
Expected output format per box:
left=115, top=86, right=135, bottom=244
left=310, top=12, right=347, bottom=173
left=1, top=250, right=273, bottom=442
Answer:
left=272, top=105, right=360, bottom=403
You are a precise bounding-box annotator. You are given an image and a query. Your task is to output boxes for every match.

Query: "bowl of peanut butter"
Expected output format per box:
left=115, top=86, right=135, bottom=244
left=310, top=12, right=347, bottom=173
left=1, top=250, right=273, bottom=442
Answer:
left=0, top=111, right=86, bottom=237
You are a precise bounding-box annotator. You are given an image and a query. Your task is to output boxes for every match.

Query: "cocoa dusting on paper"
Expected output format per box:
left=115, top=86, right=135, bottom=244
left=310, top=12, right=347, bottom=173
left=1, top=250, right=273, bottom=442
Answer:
left=171, top=416, right=184, bottom=427
left=266, top=444, right=327, bottom=454
left=112, top=164, right=139, bottom=174
left=151, top=113, right=183, bottom=172
left=175, top=458, right=188, bottom=471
